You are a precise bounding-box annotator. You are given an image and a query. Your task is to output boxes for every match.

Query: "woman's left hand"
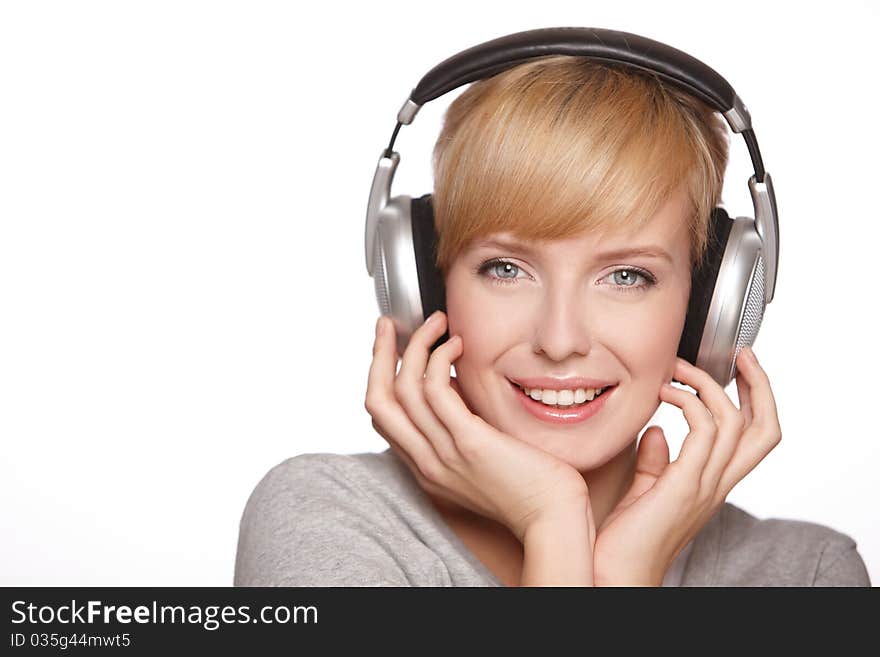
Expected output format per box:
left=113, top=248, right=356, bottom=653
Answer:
left=592, top=346, right=782, bottom=586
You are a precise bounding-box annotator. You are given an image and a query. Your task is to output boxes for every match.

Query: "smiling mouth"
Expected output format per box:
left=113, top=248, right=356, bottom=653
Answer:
left=508, top=380, right=617, bottom=408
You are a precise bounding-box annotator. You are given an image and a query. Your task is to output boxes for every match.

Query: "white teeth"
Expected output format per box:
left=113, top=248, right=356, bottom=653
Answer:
left=520, top=384, right=608, bottom=408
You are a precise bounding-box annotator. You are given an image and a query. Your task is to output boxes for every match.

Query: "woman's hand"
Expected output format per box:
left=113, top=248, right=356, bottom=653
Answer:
left=592, top=346, right=782, bottom=586
left=365, top=310, right=594, bottom=544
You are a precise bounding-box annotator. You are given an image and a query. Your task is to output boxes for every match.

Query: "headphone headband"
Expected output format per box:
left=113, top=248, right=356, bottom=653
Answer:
left=411, top=27, right=737, bottom=114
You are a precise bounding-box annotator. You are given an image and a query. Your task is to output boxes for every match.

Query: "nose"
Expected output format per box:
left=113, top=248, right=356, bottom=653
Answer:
left=531, top=280, right=593, bottom=361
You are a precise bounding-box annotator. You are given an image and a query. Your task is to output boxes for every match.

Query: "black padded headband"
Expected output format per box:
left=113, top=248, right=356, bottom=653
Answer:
left=385, top=26, right=765, bottom=182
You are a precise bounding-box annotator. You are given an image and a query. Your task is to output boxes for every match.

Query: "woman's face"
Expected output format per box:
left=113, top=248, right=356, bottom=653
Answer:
left=444, top=187, right=694, bottom=473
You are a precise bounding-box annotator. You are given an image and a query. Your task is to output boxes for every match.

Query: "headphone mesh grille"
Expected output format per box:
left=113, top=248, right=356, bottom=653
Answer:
left=373, top=240, right=392, bottom=316
left=733, top=255, right=766, bottom=370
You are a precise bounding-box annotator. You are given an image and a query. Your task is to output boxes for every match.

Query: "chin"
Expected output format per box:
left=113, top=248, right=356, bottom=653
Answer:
left=557, top=440, right=632, bottom=473
left=502, top=427, right=627, bottom=473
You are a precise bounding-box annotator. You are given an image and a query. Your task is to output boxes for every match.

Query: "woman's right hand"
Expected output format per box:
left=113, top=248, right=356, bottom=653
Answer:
left=364, top=310, right=594, bottom=544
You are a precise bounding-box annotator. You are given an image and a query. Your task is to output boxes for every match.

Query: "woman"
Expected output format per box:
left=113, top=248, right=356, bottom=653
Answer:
left=234, top=51, right=870, bottom=587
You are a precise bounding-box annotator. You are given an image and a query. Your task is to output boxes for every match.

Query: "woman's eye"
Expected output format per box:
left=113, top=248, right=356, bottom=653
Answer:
left=601, top=268, right=656, bottom=292
left=477, top=259, right=525, bottom=285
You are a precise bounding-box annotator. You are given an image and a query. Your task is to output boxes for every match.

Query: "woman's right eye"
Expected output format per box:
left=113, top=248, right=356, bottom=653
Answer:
left=476, top=258, right=525, bottom=286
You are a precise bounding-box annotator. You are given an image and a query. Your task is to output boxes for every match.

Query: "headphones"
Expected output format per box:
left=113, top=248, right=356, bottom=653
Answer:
left=364, top=27, right=778, bottom=388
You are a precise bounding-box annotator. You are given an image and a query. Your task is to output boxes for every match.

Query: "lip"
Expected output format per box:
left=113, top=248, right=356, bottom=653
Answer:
left=508, top=379, right=616, bottom=425
left=508, top=376, right=617, bottom=391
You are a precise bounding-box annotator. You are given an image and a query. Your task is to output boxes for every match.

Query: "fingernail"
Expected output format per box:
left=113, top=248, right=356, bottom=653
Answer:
left=375, top=316, right=385, bottom=337
left=425, top=310, right=441, bottom=325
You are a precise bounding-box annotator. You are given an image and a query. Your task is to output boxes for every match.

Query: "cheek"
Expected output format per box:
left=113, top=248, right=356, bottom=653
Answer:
left=604, top=293, right=688, bottom=370
left=444, top=279, right=517, bottom=411
left=445, top=281, right=518, bottom=354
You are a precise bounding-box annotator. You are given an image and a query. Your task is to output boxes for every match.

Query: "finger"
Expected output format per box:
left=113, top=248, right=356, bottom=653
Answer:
left=375, top=420, right=436, bottom=489
left=621, top=426, right=671, bottom=506
left=394, top=311, right=458, bottom=462
left=366, top=315, right=442, bottom=474
left=597, top=427, right=670, bottom=533
left=718, top=424, right=781, bottom=498
left=423, top=333, right=480, bottom=441
left=736, top=347, right=781, bottom=438
left=658, top=382, right=717, bottom=480
left=735, top=349, right=753, bottom=425
left=718, top=346, right=782, bottom=494
left=375, top=420, right=487, bottom=519
left=636, top=426, right=671, bottom=480
left=372, top=419, right=411, bottom=468
left=673, top=358, right=741, bottom=425
left=673, top=358, right=744, bottom=494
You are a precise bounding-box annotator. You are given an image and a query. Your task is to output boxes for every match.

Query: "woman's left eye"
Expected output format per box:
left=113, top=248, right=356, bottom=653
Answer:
left=600, top=267, right=657, bottom=292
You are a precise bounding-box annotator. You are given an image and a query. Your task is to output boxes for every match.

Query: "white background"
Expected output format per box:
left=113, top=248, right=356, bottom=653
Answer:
left=1, top=0, right=877, bottom=586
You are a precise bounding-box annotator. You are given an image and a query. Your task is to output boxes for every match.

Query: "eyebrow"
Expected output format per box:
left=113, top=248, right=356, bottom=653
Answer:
left=475, top=238, right=674, bottom=264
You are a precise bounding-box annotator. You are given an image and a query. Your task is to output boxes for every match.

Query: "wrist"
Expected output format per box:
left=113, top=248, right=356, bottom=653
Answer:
left=522, top=495, right=590, bottom=541
left=520, top=500, right=593, bottom=587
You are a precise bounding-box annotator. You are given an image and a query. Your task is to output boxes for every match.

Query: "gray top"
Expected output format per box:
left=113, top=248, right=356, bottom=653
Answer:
left=234, top=449, right=870, bottom=587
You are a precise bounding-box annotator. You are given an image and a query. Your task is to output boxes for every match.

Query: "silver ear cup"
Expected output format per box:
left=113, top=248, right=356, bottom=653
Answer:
left=730, top=255, right=766, bottom=381
left=372, top=235, right=392, bottom=317
left=371, top=195, right=426, bottom=357
left=696, top=218, right=767, bottom=388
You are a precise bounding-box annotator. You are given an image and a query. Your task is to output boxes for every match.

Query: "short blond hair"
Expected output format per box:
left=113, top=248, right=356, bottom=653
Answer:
left=430, top=55, right=730, bottom=276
